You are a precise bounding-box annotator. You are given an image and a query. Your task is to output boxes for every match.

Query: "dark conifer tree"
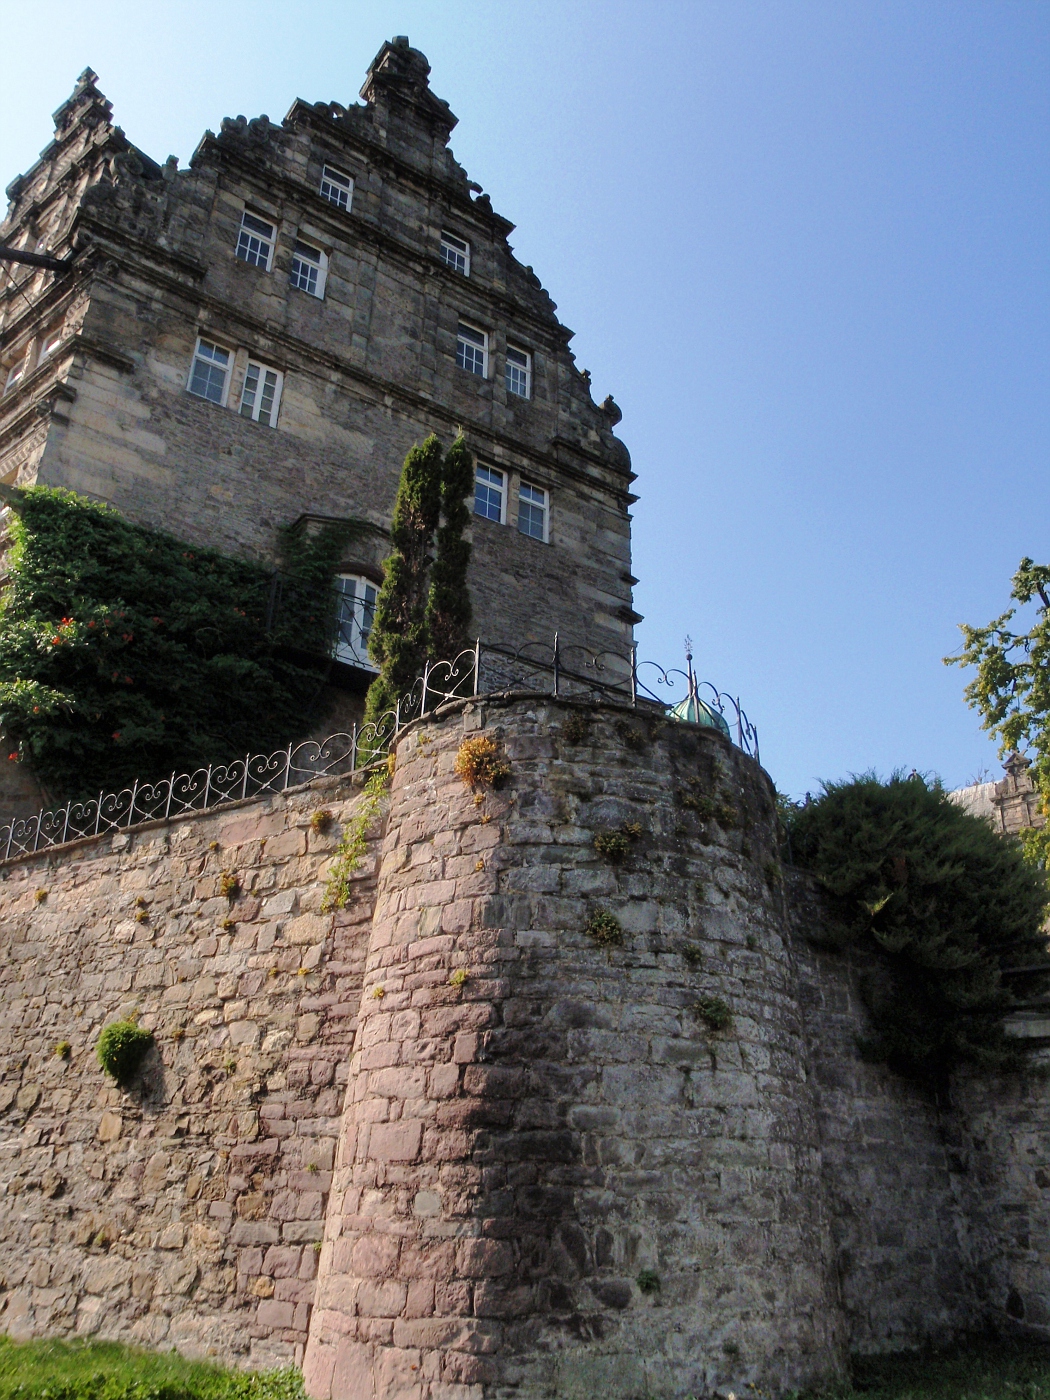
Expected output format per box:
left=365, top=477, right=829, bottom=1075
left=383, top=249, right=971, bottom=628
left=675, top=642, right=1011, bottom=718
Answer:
left=425, top=434, right=474, bottom=660
left=363, top=436, right=443, bottom=727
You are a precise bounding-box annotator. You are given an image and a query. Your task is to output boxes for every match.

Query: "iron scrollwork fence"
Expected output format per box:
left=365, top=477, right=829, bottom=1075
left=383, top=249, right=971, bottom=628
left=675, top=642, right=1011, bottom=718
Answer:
left=0, top=634, right=757, bottom=862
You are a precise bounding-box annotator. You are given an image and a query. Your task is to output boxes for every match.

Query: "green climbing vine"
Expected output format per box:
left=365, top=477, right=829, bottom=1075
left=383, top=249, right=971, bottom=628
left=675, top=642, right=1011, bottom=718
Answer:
left=322, top=770, right=389, bottom=912
left=0, top=487, right=353, bottom=798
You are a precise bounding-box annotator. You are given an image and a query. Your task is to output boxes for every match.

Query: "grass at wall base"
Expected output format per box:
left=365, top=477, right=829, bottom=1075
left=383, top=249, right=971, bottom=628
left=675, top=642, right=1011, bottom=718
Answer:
left=0, top=1335, right=1047, bottom=1400
left=0, top=487, right=352, bottom=800
left=0, top=1336, right=303, bottom=1400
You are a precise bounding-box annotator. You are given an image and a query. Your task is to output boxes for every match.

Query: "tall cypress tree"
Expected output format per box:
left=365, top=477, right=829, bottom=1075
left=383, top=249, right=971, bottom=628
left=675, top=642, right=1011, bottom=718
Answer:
left=363, top=436, right=443, bottom=726
left=425, top=434, right=474, bottom=660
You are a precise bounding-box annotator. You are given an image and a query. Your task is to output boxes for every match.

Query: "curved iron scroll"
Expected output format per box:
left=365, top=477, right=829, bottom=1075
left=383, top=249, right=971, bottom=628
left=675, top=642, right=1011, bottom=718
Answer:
left=0, top=635, right=757, bottom=861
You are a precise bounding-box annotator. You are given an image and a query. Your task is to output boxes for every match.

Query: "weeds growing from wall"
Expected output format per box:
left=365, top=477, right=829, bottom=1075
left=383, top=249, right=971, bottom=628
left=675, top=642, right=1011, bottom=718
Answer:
left=454, top=735, right=511, bottom=789
left=787, top=772, right=1050, bottom=1076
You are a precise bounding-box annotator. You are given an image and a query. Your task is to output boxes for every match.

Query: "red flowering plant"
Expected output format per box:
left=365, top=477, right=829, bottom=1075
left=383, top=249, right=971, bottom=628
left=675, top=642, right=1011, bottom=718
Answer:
left=0, top=488, right=352, bottom=798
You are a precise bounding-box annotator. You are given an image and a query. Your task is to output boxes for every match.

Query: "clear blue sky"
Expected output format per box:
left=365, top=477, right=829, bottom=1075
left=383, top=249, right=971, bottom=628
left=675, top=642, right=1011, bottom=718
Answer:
left=2, top=1, right=1047, bottom=798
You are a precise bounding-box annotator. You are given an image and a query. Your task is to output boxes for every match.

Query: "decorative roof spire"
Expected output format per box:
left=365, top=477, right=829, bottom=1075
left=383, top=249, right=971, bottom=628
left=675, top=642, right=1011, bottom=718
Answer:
left=360, top=36, right=457, bottom=140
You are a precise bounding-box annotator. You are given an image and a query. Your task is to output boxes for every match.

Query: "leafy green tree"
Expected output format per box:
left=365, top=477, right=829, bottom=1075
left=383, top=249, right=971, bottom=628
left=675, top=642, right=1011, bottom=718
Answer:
left=363, top=436, right=443, bottom=725
left=787, top=772, right=1049, bottom=1076
left=0, top=487, right=340, bottom=798
left=425, top=434, right=474, bottom=660
left=947, top=557, right=1050, bottom=866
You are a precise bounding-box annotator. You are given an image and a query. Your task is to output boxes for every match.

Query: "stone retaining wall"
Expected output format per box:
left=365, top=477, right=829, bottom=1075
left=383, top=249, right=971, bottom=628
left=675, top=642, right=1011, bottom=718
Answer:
left=0, top=695, right=1046, bottom=1396
left=304, top=698, right=846, bottom=1400
left=0, top=770, right=383, bottom=1368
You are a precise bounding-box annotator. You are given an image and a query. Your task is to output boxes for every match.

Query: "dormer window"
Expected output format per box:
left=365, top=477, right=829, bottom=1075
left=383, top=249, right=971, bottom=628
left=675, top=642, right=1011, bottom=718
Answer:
left=290, top=241, right=327, bottom=299
left=456, top=322, right=487, bottom=378
left=236, top=211, right=275, bottom=270
left=440, top=232, right=470, bottom=276
left=319, top=165, right=353, bottom=211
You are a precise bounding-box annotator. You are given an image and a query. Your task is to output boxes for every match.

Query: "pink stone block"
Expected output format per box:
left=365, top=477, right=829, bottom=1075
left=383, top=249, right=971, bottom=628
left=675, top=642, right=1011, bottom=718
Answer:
left=369, top=1120, right=423, bottom=1163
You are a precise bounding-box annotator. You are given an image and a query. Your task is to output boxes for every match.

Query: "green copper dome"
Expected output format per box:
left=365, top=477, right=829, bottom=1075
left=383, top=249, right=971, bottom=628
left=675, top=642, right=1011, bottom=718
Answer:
left=670, top=690, right=732, bottom=738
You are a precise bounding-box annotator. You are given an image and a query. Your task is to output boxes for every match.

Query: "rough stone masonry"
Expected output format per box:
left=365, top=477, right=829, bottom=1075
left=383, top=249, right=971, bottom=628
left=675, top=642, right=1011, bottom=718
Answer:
left=0, top=697, right=1045, bottom=1398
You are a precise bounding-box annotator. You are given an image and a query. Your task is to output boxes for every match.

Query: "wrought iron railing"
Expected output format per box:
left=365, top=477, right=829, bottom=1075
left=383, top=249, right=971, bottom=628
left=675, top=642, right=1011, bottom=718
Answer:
left=0, top=634, right=758, bottom=862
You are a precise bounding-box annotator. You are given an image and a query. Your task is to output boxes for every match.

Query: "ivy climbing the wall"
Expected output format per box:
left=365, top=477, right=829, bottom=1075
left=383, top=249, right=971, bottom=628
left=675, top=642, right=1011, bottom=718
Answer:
left=0, top=487, right=351, bottom=798
left=787, top=772, right=1050, bottom=1077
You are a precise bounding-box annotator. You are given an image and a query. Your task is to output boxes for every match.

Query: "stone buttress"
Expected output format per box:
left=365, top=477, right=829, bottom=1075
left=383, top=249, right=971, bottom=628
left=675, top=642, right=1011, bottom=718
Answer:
left=303, top=697, right=846, bottom=1399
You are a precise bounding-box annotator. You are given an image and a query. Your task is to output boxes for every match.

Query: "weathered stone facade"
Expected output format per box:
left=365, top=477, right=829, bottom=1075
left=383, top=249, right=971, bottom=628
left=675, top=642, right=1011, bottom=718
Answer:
left=0, top=697, right=1046, bottom=1397
left=0, top=770, right=383, bottom=1368
left=950, top=752, right=1046, bottom=837
left=0, top=41, right=638, bottom=661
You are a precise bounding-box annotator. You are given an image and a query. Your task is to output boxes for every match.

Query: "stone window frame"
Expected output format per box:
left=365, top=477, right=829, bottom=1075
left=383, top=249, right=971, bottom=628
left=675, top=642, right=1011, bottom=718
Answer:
left=456, top=321, right=488, bottom=379
left=474, top=464, right=506, bottom=524
left=186, top=336, right=233, bottom=407
left=319, top=164, right=354, bottom=211
left=516, top=480, right=549, bottom=543
left=289, top=239, right=328, bottom=300
left=440, top=231, right=470, bottom=276
left=238, top=359, right=284, bottom=428
left=235, top=210, right=276, bottom=271
left=505, top=344, right=532, bottom=399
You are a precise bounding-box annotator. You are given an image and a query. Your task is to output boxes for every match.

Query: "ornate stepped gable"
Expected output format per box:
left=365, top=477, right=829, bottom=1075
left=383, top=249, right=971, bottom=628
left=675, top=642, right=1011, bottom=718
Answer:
left=0, top=39, right=639, bottom=667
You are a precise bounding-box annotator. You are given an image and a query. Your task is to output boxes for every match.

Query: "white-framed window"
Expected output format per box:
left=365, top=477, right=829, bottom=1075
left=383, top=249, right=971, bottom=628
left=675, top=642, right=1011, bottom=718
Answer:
left=517, top=481, right=548, bottom=542
left=238, top=361, right=283, bottom=427
left=474, top=465, right=505, bottom=523
left=506, top=345, right=531, bottom=399
left=290, top=241, right=327, bottom=298
left=456, top=322, right=488, bottom=378
left=187, top=337, right=232, bottom=405
left=236, top=211, right=275, bottom=270
left=333, top=574, right=378, bottom=670
left=37, top=330, right=63, bottom=364
left=440, top=232, right=470, bottom=276
left=3, top=353, right=26, bottom=394
left=319, top=165, right=353, bottom=211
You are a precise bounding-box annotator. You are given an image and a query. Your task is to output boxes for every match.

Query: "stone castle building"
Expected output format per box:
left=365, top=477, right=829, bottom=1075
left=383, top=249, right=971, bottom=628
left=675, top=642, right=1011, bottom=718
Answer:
left=0, top=39, right=638, bottom=678
left=0, top=39, right=1048, bottom=1400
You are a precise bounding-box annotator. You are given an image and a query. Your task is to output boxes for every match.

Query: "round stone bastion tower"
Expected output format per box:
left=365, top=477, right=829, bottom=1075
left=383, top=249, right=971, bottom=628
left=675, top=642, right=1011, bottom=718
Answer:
left=303, top=694, right=845, bottom=1400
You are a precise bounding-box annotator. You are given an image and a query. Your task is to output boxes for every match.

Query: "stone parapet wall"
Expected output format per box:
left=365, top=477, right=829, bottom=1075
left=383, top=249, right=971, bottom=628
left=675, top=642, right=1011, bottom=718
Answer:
left=0, top=770, right=383, bottom=1368
left=305, top=698, right=846, bottom=1400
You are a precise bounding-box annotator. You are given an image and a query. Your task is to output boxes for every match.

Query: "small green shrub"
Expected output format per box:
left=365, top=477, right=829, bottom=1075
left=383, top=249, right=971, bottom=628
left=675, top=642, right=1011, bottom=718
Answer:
left=449, top=968, right=468, bottom=987
left=562, top=712, right=589, bottom=744
left=96, top=1020, right=154, bottom=1086
left=585, top=908, right=623, bottom=946
left=53, top=1041, right=71, bottom=1060
left=219, top=871, right=240, bottom=899
left=615, top=719, right=647, bottom=752
left=679, top=784, right=737, bottom=827
left=594, top=830, right=631, bottom=864
left=682, top=945, right=703, bottom=968
left=636, top=1269, right=660, bottom=1295
left=787, top=771, right=1050, bottom=1075
left=695, top=995, right=732, bottom=1032
left=310, top=808, right=333, bottom=833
